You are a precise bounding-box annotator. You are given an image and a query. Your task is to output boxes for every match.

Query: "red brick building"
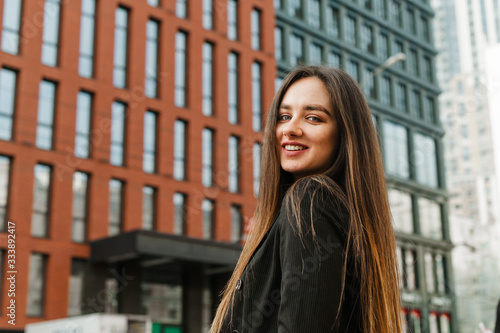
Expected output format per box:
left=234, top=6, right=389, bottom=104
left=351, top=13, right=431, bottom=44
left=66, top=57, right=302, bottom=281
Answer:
left=0, top=0, right=275, bottom=331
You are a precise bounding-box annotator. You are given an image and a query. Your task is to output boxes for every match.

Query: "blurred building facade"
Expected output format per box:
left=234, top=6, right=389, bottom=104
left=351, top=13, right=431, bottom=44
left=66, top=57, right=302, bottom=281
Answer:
left=0, top=0, right=275, bottom=332
left=274, top=0, right=455, bottom=332
left=432, top=0, right=500, bottom=331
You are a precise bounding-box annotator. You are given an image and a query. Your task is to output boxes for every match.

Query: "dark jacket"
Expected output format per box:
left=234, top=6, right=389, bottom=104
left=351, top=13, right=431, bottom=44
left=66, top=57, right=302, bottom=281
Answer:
left=221, top=181, right=362, bottom=332
left=495, top=299, right=500, bottom=333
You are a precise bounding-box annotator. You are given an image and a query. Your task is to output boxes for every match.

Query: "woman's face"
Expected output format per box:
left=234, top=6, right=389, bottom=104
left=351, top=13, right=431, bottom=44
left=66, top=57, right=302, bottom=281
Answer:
left=276, top=77, right=339, bottom=180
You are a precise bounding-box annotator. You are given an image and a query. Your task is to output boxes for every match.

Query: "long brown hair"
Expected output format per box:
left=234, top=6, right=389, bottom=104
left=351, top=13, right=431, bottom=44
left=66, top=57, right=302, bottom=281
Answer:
left=210, top=66, right=401, bottom=333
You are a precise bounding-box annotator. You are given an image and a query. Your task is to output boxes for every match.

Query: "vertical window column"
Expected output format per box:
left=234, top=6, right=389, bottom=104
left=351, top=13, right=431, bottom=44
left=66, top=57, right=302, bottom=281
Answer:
left=78, top=0, right=96, bottom=78
left=308, top=0, right=321, bottom=29
left=202, top=0, right=213, bottom=30
left=108, top=179, right=123, bottom=236
left=227, top=0, right=237, bottom=40
left=110, top=102, right=126, bottom=166
left=72, top=171, right=89, bottom=243
left=173, top=120, right=187, bottom=180
left=145, top=20, right=159, bottom=98
left=142, top=186, right=156, bottom=230
left=1, top=0, right=23, bottom=54
left=173, top=192, right=186, bottom=235
left=0, top=68, right=17, bottom=141
left=228, top=136, right=239, bottom=193
left=274, top=27, right=283, bottom=61
left=176, top=0, right=187, bottom=18
left=143, top=111, right=157, bottom=173
left=251, top=9, right=261, bottom=50
left=31, top=164, right=52, bottom=237
left=26, top=253, right=47, bottom=316
left=202, top=199, right=214, bottom=239
left=36, top=80, right=56, bottom=150
left=68, top=259, right=86, bottom=316
left=0, top=156, right=11, bottom=231
left=41, top=0, right=61, bottom=66
left=228, top=52, right=239, bottom=124
left=202, top=128, right=214, bottom=187
left=252, top=62, right=262, bottom=132
left=414, top=133, right=438, bottom=188
left=202, top=42, right=214, bottom=116
left=289, top=34, right=304, bottom=66
left=383, top=121, right=409, bottom=179
left=175, top=31, right=187, bottom=107
left=113, top=7, right=129, bottom=88
left=253, top=143, right=261, bottom=196
left=230, top=204, right=242, bottom=242
left=75, top=91, right=92, bottom=158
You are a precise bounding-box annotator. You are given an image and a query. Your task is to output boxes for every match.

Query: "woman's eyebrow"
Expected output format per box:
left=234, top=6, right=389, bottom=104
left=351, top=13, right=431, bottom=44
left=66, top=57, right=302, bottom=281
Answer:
left=279, top=104, right=291, bottom=110
left=304, top=104, right=331, bottom=116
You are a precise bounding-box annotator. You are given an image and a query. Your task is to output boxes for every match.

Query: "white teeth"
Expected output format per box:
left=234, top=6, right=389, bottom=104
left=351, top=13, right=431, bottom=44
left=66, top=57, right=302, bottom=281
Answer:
left=285, top=145, right=306, bottom=151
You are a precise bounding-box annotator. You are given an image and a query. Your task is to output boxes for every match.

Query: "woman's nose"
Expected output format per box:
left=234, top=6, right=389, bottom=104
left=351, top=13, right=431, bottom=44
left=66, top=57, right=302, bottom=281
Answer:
left=283, top=118, right=303, bottom=137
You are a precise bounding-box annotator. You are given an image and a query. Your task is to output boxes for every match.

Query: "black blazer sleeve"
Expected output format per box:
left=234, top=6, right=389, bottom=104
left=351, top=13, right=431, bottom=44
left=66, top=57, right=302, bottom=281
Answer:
left=277, top=182, right=350, bottom=332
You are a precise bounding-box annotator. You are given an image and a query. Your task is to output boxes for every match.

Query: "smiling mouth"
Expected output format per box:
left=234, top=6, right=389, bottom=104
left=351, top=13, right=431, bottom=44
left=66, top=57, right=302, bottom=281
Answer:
left=284, top=145, right=308, bottom=151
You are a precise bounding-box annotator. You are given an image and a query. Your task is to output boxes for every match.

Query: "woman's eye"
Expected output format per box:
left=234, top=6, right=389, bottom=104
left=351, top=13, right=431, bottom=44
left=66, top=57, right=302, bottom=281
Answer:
left=307, top=116, right=322, bottom=122
left=278, top=114, right=291, bottom=121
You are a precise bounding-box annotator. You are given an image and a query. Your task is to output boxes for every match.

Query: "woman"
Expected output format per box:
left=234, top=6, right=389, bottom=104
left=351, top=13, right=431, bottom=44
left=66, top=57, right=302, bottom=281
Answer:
left=210, top=66, right=402, bottom=332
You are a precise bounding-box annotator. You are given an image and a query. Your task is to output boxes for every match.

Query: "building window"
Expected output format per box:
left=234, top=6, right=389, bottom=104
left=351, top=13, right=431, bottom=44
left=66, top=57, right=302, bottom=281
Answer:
left=202, top=0, right=213, bottom=30
left=32, top=164, right=51, bottom=238
left=253, top=143, right=261, bottom=197
left=175, top=31, right=187, bottom=107
left=395, top=83, right=407, bottom=112
left=425, top=252, right=435, bottom=293
left=419, top=197, right=442, bottom=239
left=347, top=60, right=359, bottom=82
left=227, top=0, right=238, bottom=40
left=251, top=8, right=261, bottom=50
left=142, top=186, right=156, bottom=230
left=68, top=259, right=86, bottom=316
left=176, top=0, right=187, bottom=18
left=26, top=253, right=47, bottom=316
left=397, top=247, right=418, bottom=291
left=275, top=27, right=283, bottom=61
left=381, top=76, right=392, bottom=106
left=310, top=43, right=322, bottom=65
left=425, top=96, right=436, bottom=123
left=328, top=51, right=341, bottom=68
left=41, top=0, right=61, bottom=66
left=1, top=0, right=23, bottom=54
left=143, top=111, right=157, bottom=173
left=391, top=0, right=402, bottom=27
left=378, top=33, right=389, bottom=59
left=72, top=171, right=89, bottom=243
left=173, top=192, right=186, bottom=235
left=228, top=136, right=239, bottom=193
left=411, top=90, right=422, bottom=119
left=75, top=91, right=92, bottom=158
left=110, top=101, right=126, bottom=166
left=407, top=9, right=416, bottom=34
left=173, top=120, right=187, bottom=181
left=327, top=7, right=339, bottom=38
left=108, top=179, right=123, bottom=236
left=363, top=0, right=372, bottom=10
left=363, top=67, right=376, bottom=99
left=0, top=156, right=11, bottom=231
left=423, top=56, right=433, bottom=82
left=112, top=7, right=129, bottom=88
left=345, top=16, right=356, bottom=45
left=202, top=42, right=214, bottom=116
left=290, top=34, right=304, bottom=66
left=383, top=121, right=409, bottom=179
left=308, top=0, right=321, bottom=29
left=251, top=63, right=262, bottom=133
left=408, top=49, right=418, bottom=76
left=274, top=0, right=282, bottom=10
left=78, top=0, right=96, bottom=78
left=228, top=52, right=239, bottom=124
left=388, top=188, right=413, bottom=234
left=145, top=20, right=159, bottom=98
left=0, top=68, right=17, bottom=141
left=147, top=0, right=159, bottom=6
left=289, top=0, right=303, bottom=18
left=231, top=204, right=242, bottom=242
left=36, top=80, right=56, bottom=150
left=421, top=16, right=430, bottom=42
left=362, top=25, right=374, bottom=54
left=394, top=41, right=404, bottom=69
left=202, top=199, right=214, bottom=239
left=202, top=128, right=214, bottom=187
left=414, top=133, right=438, bottom=188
